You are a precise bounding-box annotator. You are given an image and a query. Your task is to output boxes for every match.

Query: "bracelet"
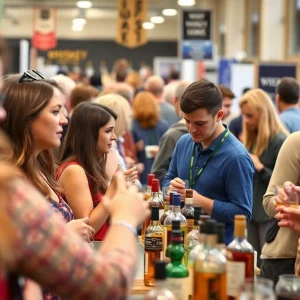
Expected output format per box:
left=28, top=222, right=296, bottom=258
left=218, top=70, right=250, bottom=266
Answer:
left=111, top=221, right=137, bottom=236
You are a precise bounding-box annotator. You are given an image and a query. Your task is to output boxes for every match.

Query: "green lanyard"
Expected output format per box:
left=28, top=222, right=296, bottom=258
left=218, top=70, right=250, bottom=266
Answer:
left=189, top=128, right=230, bottom=188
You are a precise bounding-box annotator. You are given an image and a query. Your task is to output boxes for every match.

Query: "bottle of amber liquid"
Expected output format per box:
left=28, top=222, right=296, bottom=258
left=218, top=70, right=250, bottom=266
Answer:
left=181, top=189, right=194, bottom=234
left=159, top=192, right=171, bottom=227
left=144, top=206, right=164, bottom=286
left=226, top=215, right=254, bottom=300
left=143, top=179, right=164, bottom=237
left=194, top=219, right=227, bottom=300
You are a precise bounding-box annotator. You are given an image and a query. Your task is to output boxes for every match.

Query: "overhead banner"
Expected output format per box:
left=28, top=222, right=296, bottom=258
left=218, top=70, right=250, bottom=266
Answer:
left=116, top=0, right=148, bottom=48
left=257, top=62, right=299, bottom=101
left=180, top=9, right=213, bottom=60
left=32, top=7, right=57, bottom=51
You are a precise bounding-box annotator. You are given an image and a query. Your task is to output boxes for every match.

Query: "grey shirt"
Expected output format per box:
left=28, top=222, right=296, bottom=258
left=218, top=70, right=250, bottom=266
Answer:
left=151, top=120, right=188, bottom=182
left=159, top=102, right=180, bottom=127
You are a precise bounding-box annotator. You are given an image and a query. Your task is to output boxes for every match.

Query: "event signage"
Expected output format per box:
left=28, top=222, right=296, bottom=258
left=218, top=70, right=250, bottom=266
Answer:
left=32, top=7, right=57, bottom=51
left=181, top=9, right=213, bottom=60
left=116, top=0, right=148, bottom=48
left=258, top=63, right=298, bottom=101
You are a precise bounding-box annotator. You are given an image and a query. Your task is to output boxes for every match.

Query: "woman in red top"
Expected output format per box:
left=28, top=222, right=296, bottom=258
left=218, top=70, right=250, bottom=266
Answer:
left=57, top=102, right=137, bottom=240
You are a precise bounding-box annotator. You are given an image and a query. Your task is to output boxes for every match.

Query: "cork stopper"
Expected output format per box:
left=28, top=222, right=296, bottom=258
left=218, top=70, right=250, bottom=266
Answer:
left=234, top=215, right=246, bottom=238
left=185, top=189, right=193, bottom=198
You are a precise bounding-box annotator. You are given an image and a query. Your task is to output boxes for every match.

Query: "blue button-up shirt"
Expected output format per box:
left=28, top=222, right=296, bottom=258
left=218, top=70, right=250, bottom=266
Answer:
left=162, top=128, right=254, bottom=245
left=280, top=107, right=300, bottom=133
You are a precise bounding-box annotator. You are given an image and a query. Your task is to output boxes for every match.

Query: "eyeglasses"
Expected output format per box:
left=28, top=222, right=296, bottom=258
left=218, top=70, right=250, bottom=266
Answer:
left=18, top=70, right=46, bottom=83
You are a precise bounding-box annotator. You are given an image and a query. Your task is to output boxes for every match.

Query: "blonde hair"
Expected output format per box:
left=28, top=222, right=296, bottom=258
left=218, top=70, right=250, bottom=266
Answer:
left=94, top=93, right=131, bottom=138
left=132, top=91, right=160, bottom=128
left=240, top=89, right=289, bottom=156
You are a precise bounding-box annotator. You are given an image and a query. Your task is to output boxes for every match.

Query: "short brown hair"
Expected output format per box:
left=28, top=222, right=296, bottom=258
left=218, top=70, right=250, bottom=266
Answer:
left=70, top=85, right=99, bottom=109
left=276, top=77, right=300, bottom=104
left=133, top=91, right=159, bottom=128
left=181, top=79, right=223, bottom=114
left=218, top=85, right=235, bottom=99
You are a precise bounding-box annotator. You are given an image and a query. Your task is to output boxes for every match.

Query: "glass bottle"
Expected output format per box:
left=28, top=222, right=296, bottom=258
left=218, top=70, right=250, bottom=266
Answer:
left=216, top=222, right=226, bottom=256
left=164, top=193, right=187, bottom=265
left=227, top=215, right=254, bottom=300
left=143, top=179, right=164, bottom=236
left=144, top=206, right=164, bottom=286
left=159, top=190, right=172, bottom=227
left=144, top=261, right=176, bottom=300
left=166, top=229, right=189, bottom=300
left=181, top=189, right=194, bottom=234
left=194, top=219, right=227, bottom=300
left=185, top=207, right=201, bottom=256
left=275, top=274, right=300, bottom=300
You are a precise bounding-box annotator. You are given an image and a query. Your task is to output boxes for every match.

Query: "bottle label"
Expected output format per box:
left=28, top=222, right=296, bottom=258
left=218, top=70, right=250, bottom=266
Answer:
left=167, top=277, right=189, bottom=300
left=226, top=261, right=245, bottom=297
left=186, top=219, right=194, bottom=233
left=145, top=236, right=163, bottom=251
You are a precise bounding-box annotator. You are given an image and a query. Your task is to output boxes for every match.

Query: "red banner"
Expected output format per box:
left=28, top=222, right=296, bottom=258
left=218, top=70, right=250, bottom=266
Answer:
left=32, top=8, right=57, bottom=51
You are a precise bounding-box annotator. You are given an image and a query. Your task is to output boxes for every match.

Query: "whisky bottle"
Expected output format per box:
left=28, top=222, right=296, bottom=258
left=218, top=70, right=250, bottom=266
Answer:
left=159, top=191, right=172, bottom=227
left=144, top=206, right=164, bottom=286
left=194, top=219, right=227, bottom=300
left=166, top=228, right=189, bottom=300
left=216, top=222, right=226, bottom=256
left=181, top=189, right=194, bottom=234
left=227, top=215, right=254, bottom=299
left=144, top=261, right=175, bottom=300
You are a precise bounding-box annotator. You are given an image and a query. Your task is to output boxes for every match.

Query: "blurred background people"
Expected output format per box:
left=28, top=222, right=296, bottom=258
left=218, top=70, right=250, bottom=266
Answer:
left=131, top=91, right=168, bottom=185
left=218, top=84, right=235, bottom=123
left=240, top=88, right=288, bottom=267
left=276, top=77, right=300, bottom=133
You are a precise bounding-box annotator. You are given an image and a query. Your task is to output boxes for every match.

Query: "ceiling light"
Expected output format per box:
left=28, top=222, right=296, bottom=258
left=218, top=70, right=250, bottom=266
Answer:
left=142, top=22, right=155, bottom=30
left=150, top=16, right=165, bottom=24
left=76, top=1, right=92, bottom=9
left=73, top=18, right=86, bottom=26
left=162, top=9, right=178, bottom=16
left=72, top=24, right=84, bottom=31
left=178, top=0, right=195, bottom=6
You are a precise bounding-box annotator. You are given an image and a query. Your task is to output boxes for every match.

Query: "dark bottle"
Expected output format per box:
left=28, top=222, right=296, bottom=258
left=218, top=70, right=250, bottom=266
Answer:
left=181, top=189, right=194, bottom=234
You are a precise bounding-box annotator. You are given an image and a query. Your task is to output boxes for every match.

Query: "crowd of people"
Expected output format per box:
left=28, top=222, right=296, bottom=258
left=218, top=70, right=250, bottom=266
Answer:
left=1, top=38, right=300, bottom=299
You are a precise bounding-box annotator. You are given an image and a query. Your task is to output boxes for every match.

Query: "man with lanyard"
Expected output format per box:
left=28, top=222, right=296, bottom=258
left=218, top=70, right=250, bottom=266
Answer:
left=162, top=79, right=254, bottom=245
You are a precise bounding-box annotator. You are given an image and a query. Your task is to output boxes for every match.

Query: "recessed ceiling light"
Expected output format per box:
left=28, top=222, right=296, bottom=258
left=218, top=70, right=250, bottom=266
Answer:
left=72, top=24, right=84, bottom=31
left=178, top=0, right=195, bottom=6
left=142, top=22, right=155, bottom=30
left=162, top=9, right=178, bottom=16
left=150, top=16, right=165, bottom=24
left=73, top=18, right=86, bottom=25
left=76, top=1, right=92, bottom=9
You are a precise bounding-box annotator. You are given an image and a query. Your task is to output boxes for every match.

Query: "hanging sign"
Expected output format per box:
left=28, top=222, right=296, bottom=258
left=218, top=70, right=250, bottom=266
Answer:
left=180, top=9, right=213, bottom=60
left=116, top=0, right=148, bottom=48
left=32, top=7, right=57, bottom=51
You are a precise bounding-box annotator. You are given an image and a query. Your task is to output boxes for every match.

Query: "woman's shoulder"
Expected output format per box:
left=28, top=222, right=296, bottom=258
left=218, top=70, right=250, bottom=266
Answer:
left=57, top=161, right=87, bottom=181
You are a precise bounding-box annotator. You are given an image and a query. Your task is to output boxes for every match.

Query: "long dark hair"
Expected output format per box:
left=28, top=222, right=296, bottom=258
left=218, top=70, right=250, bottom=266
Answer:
left=1, top=74, right=64, bottom=197
left=60, top=102, right=117, bottom=194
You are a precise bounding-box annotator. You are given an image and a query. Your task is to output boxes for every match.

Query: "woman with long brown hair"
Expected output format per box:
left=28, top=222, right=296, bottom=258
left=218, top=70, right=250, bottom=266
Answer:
left=240, top=88, right=288, bottom=267
left=131, top=91, right=168, bottom=185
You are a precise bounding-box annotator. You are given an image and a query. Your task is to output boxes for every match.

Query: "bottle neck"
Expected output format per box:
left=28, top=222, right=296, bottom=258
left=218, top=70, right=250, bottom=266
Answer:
left=193, top=224, right=199, bottom=231
left=234, top=221, right=246, bottom=240
left=205, top=234, right=217, bottom=248
left=146, top=186, right=152, bottom=194
left=150, top=220, right=160, bottom=226
left=172, top=204, right=181, bottom=213
left=184, top=197, right=193, bottom=206
left=155, top=279, right=167, bottom=288
left=164, top=203, right=169, bottom=212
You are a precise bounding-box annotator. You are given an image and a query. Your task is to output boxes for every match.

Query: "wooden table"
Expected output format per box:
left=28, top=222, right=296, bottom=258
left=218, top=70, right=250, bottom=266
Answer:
left=131, top=279, right=152, bottom=295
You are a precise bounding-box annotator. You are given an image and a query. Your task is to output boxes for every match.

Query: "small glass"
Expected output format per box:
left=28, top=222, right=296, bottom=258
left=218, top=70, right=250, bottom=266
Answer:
left=275, top=185, right=299, bottom=208
left=162, top=186, right=169, bottom=201
left=237, top=278, right=275, bottom=300
left=275, top=274, right=300, bottom=299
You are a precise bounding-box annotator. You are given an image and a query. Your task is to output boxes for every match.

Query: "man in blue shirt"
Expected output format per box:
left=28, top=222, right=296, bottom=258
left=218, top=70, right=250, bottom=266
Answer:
left=276, top=77, right=300, bottom=133
left=162, top=79, right=254, bottom=245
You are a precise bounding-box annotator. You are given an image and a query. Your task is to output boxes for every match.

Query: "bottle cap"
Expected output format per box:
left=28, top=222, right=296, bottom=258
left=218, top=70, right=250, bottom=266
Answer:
left=172, top=193, right=181, bottom=206
left=151, top=206, right=159, bottom=221
left=216, top=222, right=225, bottom=244
left=204, top=219, right=217, bottom=234
left=147, top=174, right=155, bottom=186
left=171, top=230, right=182, bottom=244
left=200, top=215, right=210, bottom=222
left=169, top=192, right=176, bottom=206
left=185, top=189, right=193, bottom=198
left=154, top=260, right=167, bottom=280
left=151, top=179, right=159, bottom=192
left=235, top=215, right=246, bottom=222
left=171, top=220, right=180, bottom=231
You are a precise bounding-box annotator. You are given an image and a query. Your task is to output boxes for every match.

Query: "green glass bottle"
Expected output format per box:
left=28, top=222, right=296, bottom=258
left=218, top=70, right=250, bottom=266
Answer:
left=166, top=228, right=189, bottom=300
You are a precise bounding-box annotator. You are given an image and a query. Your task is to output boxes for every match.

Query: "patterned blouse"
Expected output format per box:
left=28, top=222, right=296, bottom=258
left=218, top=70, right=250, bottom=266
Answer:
left=5, top=179, right=136, bottom=299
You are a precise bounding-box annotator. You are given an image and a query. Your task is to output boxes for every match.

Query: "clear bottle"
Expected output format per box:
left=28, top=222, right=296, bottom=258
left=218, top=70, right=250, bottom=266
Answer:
left=159, top=192, right=171, bottom=227
left=144, top=261, right=175, bottom=300
left=216, top=222, right=227, bottom=256
left=166, top=229, right=189, bottom=300
left=164, top=193, right=187, bottom=265
left=185, top=207, right=201, bottom=256
left=181, top=189, right=194, bottom=234
left=227, top=215, right=254, bottom=300
left=194, top=219, right=227, bottom=300
left=144, top=206, right=164, bottom=286
left=144, top=179, right=164, bottom=236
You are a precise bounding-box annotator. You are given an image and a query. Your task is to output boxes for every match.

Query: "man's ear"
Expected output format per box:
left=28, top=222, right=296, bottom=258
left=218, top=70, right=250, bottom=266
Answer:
left=216, top=109, right=224, bottom=121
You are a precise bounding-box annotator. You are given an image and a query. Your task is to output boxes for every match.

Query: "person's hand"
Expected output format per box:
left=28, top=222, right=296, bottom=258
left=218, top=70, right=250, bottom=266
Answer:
left=150, top=147, right=159, bottom=158
left=136, top=163, right=144, bottom=174
left=249, top=154, right=264, bottom=172
left=66, top=217, right=95, bottom=242
left=274, top=181, right=299, bottom=206
left=102, top=172, right=150, bottom=227
left=275, top=205, right=300, bottom=232
left=169, top=177, right=186, bottom=198
left=123, top=165, right=138, bottom=182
